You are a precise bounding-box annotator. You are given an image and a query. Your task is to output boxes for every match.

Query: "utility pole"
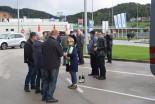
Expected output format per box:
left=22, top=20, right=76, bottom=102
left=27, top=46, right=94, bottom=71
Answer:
left=17, top=0, right=20, bottom=33
left=84, top=0, right=88, bottom=53
left=92, top=0, right=93, bottom=22
left=112, top=0, right=114, bottom=34
left=137, top=3, right=139, bottom=38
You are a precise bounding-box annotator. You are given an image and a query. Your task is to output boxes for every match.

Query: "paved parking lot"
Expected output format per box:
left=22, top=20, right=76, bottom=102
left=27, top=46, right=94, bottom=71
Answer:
left=0, top=48, right=155, bottom=104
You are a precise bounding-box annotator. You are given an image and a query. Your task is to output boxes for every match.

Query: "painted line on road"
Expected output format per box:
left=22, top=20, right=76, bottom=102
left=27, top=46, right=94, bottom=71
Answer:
left=66, top=78, right=84, bottom=93
left=79, top=66, right=154, bottom=77
left=77, top=84, right=155, bottom=102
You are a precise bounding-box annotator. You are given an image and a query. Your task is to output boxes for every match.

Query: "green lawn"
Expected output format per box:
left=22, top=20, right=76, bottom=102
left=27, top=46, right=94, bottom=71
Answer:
left=84, top=45, right=149, bottom=61
left=127, top=21, right=150, bottom=27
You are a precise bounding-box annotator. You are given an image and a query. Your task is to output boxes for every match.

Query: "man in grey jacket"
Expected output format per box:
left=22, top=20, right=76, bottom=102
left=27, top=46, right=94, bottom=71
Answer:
left=87, top=31, right=99, bottom=77
left=76, top=29, right=84, bottom=65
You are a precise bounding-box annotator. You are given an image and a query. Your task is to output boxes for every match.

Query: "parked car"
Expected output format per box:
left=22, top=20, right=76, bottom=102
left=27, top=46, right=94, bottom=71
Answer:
left=0, top=33, right=27, bottom=50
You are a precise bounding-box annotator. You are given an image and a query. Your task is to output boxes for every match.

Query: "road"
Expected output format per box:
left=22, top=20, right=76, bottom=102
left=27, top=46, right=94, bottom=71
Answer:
left=113, top=40, right=149, bottom=47
left=0, top=48, right=155, bottom=104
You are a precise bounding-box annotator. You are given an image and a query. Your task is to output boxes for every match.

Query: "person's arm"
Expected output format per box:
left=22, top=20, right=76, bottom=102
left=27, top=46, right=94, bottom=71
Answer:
left=56, top=42, right=63, bottom=57
left=67, top=47, right=76, bottom=58
left=97, top=39, right=107, bottom=50
left=81, top=35, right=84, bottom=45
left=61, top=38, right=65, bottom=48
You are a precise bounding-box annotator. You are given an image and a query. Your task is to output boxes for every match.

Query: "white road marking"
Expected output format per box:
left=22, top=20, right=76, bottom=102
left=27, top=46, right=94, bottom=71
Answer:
left=79, top=66, right=154, bottom=77
left=77, top=84, right=155, bottom=102
left=66, top=78, right=84, bottom=93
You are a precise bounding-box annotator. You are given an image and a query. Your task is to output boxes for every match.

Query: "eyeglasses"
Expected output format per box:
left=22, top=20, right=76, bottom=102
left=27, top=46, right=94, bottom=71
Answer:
left=68, top=41, right=73, bottom=43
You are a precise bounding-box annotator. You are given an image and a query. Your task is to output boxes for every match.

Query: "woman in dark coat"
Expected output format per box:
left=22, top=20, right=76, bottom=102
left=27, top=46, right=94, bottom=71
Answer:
left=64, top=38, right=78, bottom=89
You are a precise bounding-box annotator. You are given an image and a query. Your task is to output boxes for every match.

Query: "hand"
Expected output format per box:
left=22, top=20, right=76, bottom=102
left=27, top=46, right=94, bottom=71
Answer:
left=63, top=53, right=67, bottom=56
left=94, top=47, right=97, bottom=51
left=66, top=57, right=70, bottom=60
left=86, top=44, right=88, bottom=46
left=94, top=44, right=97, bottom=47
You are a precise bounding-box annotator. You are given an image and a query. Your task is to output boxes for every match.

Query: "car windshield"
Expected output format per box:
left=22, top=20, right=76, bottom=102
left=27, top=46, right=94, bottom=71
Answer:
left=0, top=34, right=9, bottom=39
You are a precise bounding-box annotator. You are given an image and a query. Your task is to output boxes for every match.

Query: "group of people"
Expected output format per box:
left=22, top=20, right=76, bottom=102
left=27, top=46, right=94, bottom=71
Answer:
left=87, top=30, right=113, bottom=80
left=23, top=29, right=113, bottom=103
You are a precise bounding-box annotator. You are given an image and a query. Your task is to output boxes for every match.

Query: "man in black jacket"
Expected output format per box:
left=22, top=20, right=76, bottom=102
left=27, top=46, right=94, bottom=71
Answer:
left=104, top=30, right=113, bottom=63
left=42, top=30, right=63, bottom=103
left=76, top=29, right=84, bottom=65
left=24, top=32, right=37, bottom=92
left=94, top=31, right=107, bottom=80
left=69, top=31, right=77, bottom=45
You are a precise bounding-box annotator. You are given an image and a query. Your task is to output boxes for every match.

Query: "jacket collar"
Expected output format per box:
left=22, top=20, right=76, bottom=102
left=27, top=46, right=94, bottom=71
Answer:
left=49, top=36, right=56, bottom=40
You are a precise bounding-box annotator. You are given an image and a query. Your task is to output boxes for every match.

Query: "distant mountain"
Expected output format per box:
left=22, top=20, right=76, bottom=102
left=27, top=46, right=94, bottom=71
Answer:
left=0, top=6, right=56, bottom=19
left=67, top=2, right=151, bottom=26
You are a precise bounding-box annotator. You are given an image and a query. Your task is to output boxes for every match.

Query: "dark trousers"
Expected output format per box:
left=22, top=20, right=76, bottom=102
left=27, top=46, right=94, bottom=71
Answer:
left=36, top=68, right=46, bottom=92
left=42, top=69, right=59, bottom=100
left=63, top=48, right=67, bottom=65
left=25, top=64, right=36, bottom=88
left=98, top=56, right=106, bottom=77
left=77, top=49, right=84, bottom=64
left=107, top=46, right=112, bottom=62
left=90, top=54, right=99, bottom=75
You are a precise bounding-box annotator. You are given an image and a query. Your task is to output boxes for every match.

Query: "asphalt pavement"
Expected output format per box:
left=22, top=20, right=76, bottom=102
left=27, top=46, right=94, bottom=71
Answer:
left=0, top=48, right=155, bottom=104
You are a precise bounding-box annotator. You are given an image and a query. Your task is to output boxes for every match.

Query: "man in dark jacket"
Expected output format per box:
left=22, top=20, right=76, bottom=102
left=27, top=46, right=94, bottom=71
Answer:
left=87, top=31, right=99, bottom=77
left=42, top=30, right=63, bottom=103
left=94, top=31, right=107, bottom=80
left=76, top=29, right=84, bottom=65
left=32, top=33, right=45, bottom=94
left=24, top=32, right=37, bottom=92
left=104, top=30, right=113, bottom=63
left=69, top=31, right=77, bottom=45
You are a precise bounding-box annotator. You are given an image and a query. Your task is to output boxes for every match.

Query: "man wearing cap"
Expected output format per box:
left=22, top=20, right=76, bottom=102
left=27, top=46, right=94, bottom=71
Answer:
left=24, top=32, right=37, bottom=92
left=87, top=31, right=99, bottom=77
left=32, top=33, right=45, bottom=94
left=69, top=31, right=77, bottom=45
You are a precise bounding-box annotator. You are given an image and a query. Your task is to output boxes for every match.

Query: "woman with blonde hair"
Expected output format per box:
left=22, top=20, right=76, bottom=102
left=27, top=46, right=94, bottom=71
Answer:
left=64, top=38, right=78, bottom=89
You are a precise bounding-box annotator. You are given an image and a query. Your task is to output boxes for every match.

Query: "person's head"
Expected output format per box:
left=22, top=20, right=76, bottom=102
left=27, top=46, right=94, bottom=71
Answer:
left=67, top=38, right=74, bottom=46
left=98, top=31, right=103, bottom=38
left=70, top=31, right=74, bottom=36
left=77, top=29, right=81, bottom=35
left=50, top=30, right=59, bottom=39
left=107, top=30, right=111, bottom=35
left=36, top=32, right=43, bottom=40
left=29, top=32, right=37, bottom=41
left=90, top=30, right=96, bottom=38
left=43, top=31, right=47, bottom=37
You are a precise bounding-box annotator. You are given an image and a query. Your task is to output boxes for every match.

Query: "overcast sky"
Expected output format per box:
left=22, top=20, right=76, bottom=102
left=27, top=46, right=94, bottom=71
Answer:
left=0, top=0, right=151, bottom=16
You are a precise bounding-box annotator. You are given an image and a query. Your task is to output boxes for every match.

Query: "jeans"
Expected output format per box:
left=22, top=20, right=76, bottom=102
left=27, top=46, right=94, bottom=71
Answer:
left=42, top=68, right=59, bottom=100
left=70, top=71, right=77, bottom=85
left=35, top=68, right=46, bottom=92
left=63, top=48, right=67, bottom=65
left=25, top=64, right=36, bottom=88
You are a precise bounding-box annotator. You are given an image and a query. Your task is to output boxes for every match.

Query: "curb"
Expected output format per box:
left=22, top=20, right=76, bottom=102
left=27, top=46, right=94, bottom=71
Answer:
left=83, top=55, right=149, bottom=63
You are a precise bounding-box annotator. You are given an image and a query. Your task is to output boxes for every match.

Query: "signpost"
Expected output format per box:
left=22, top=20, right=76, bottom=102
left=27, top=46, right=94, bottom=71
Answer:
left=78, top=19, right=83, bottom=27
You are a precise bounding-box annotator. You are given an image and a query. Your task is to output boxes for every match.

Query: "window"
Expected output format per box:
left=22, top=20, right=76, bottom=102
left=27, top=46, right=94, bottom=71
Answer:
left=15, top=34, right=23, bottom=38
left=11, top=29, right=14, bottom=31
left=9, top=35, right=15, bottom=39
left=6, top=29, right=9, bottom=32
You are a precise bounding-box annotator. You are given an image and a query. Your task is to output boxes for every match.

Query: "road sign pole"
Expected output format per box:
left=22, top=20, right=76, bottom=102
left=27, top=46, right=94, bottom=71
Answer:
left=17, top=0, right=20, bottom=33
left=84, top=0, right=88, bottom=53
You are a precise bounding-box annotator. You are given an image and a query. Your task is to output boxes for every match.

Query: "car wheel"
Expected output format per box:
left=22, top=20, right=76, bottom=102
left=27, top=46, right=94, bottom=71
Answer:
left=1, top=43, right=7, bottom=50
left=20, top=42, right=25, bottom=48
left=11, top=47, right=15, bottom=49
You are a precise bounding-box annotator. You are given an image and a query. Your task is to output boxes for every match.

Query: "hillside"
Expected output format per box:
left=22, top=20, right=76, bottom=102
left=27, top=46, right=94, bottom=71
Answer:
left=0, top=6, right=56, bottom=19
left=67, top=2, right=151, bottom=26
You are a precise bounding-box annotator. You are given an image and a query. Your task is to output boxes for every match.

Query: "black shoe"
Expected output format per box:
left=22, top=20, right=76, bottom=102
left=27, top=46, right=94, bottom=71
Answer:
left=88, top=74, right=94, bottom=76
left=42, top=97, right=46, bottom=101
left=98, top=77, right=106, bottom=80
left=46, top=98, right=58, bottom=103
left=107, top=61, right=112, bottom=63
left=24, top=87, right=30, bottom=92
left=35, top=90, right=41, bottom=94
left=31, top=86, right=36, bottom=89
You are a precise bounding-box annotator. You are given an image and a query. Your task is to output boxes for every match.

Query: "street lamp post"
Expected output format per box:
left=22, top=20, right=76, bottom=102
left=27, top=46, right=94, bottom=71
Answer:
left=17, top=0, right=20, bottom=33
left=92, top=0, right=93, bottom=22
left=137, top=3, right=139, bottom=38
left=84, top=0, right=88, bottom=53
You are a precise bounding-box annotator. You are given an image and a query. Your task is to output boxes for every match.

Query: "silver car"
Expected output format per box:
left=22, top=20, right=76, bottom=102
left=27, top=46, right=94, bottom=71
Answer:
left=0, top=33, right=27, bottom=50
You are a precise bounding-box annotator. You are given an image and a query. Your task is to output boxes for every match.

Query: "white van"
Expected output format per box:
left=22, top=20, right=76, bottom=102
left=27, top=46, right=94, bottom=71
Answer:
left=150, top=0, right=155, bottom=75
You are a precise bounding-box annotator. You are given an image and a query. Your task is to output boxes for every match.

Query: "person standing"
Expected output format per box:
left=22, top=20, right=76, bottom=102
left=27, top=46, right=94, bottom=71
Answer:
left=69, top=31, right=77, bottom=45
left=43, top=31, right=49, bottom=41
left=42, top=30, right=63, bottom=103
left=94, top=31, right=107, bottom=80
left=127, top=33, right=131, bottom=41
left=87, top=31, right=99, bottom=77
left=76, top=29, right=84, bottom=65
left=32, top=33, right=45, bottom=94
left=64, top=38, right=78, bottom=89
left=24, top=32, right=37, bottom=92
left=104, top=30, right=113, bottom=63
left=61, top=32, right=70, bottom=66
